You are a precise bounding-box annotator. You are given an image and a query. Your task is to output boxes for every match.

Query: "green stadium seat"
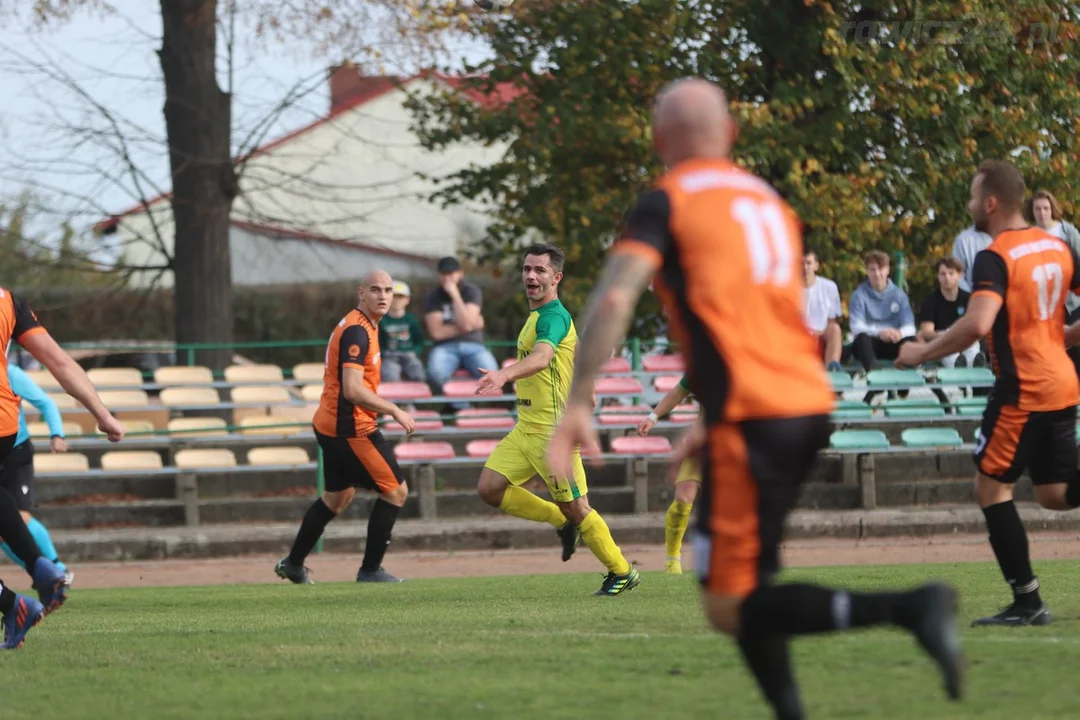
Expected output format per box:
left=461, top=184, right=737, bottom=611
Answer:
left=829, top=430, right=890, bottom=450
left=884, top=399, right=946, bottom=418
left=901, top=427, right=964, bottom=448
left=832, top=400, right=872, bottom=419
left=866, top=369, right=925, bottom=389
left=936, top=367, right=995, bottom=385
left=828, top=371, right=854, bottom=390
left=951, top=397, right=988, bottom=416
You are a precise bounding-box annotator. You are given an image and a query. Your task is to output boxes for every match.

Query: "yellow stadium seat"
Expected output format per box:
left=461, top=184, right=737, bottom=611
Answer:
left=154, top=366, right=214, bottom=385
left=27, top=421, right=84, bottom=438
left=34, top=453, right=90, bottom=474
left=98, top=390, right=150, bottom=409
left=270, top=404, right=317, bottom=425
left=87, top=367, right=143, bottom=389
left=25, top=369, right=61, bottom=390
left=167, top=417, right=229, bottom=438
left=174, top=448, right=237, bottom=470
left=292, top=363, right=325, bottom=383
left=238, top=416, right=304, bottom=437
left=101, top=451, right=164, bottom=471
left=118, top=419, right=158, bottom=436
left=231, top=385, right=292, bottom=405
left=160, top=387, right=220, bottom=407
left=248, top=446, right=310, bottom=466
left=301, top=384, right=323, bottom=403
left=224, top=365, right=284, bottom=384
left=45, top=393, right=78, bottom=409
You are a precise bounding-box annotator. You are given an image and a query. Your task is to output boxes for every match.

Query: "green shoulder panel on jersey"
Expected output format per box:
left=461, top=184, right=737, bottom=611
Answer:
left=533, top=299, right=572, bottom=349
left=677, top=373, right=689, bottom=392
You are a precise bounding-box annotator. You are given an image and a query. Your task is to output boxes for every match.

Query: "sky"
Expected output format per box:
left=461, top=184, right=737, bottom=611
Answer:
left=0, top=0, right=487, bottom=242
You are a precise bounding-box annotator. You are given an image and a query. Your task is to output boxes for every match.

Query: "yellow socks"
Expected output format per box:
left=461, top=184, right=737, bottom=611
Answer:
left=579, top=510, right=632, bottom=575
left=665, top=500, right=693, bottom=561
left=499, top=485, right=567, bottom=529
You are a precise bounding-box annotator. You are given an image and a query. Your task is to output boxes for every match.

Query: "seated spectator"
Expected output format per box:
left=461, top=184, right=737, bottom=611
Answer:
left=378, top=281, right=426, bottom=383
left=951, top=224, right=992, bottom=292
left=423, top=256, right=498, bottom=398
left=917, top=257, right=981, bottom=368
left=848, top=250, right=916, bottom=371
left=802, top=249, right=843, bottom=372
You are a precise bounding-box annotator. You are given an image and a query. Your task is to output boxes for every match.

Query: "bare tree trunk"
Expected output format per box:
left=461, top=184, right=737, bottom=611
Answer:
left=159, top=0, right=236, bottom=371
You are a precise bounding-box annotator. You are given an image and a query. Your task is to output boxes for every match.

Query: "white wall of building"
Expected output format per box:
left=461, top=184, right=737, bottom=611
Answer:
left=105, top=77, right=507, bottom=288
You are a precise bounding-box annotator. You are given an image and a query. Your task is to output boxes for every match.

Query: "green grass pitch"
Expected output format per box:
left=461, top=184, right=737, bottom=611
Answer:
left=5, top=560, right=1080, bottom=719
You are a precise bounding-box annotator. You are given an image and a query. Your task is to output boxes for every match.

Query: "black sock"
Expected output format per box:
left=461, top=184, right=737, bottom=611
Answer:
left=740, top=583, right=919, bottom=637
left=737, top=632, right=803, bottom=720
left=360, top=498, right=400, bottom=572
left=0, top=579, right=15, bottom=614
left=287, top=499, right=337, bottom=566
left=0, top=488, right=41, bottom=574
left=1066, top=471, right=1080, bottom=508
left=982, top=500, right=1041, bottom=608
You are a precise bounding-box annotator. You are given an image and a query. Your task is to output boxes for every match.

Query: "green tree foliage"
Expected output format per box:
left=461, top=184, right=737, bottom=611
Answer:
left=0, top=196, right=119, bottom=292
left=409, top=0, right=1080, bottom=316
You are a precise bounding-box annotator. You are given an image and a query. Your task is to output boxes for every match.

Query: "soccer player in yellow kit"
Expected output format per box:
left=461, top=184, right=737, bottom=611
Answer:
left=475, top=243, right=641, bottom=596
left=637, top=373, right=699, bottom=574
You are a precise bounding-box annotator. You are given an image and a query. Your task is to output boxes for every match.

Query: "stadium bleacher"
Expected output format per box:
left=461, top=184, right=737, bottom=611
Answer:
left=16, top=354, right=1011, bottom=532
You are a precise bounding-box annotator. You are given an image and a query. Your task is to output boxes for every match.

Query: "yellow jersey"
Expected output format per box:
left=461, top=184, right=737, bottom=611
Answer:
left=515, top=298, right=576, bottom=432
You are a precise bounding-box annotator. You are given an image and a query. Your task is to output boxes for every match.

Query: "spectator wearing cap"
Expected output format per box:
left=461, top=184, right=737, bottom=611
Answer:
left=378, top=281, right=427, bottom=383
left=422, top=256, right=498, bottom=398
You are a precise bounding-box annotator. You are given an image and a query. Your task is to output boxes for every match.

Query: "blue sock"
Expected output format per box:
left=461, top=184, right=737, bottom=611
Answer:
left=0, top=541, right=26, bottom=570
left=27, top=518, right=59, bottom=564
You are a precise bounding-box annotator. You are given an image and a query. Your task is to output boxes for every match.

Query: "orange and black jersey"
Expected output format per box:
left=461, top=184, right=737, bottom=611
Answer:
left=313, top=309, right=383, bottom=438
left=613, top=159, right=834, bottom=423
left=971, top=228, right=1080, bottom=411
left=0, top=289, right=46, bottom=437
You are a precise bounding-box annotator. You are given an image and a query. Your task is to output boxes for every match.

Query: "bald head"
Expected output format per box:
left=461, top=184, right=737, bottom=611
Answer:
left=357, top=269, right=394, bottom=319
left=652, top=78, right=734, bottom=167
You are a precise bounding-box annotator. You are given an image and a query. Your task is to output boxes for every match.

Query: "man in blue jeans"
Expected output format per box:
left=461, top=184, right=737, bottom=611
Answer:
left=423, top=257, right=498, bottom=404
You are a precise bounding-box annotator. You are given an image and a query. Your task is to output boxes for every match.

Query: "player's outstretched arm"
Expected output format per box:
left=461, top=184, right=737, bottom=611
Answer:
left=897, top=294, right=999, bottom=369
left=567, top=253, right=657, bottom=407
left=476, top=344, right=554, bottom=393
left=638, top=381, right=691, bottom=436
left=20, top=331, right=124, bottom=441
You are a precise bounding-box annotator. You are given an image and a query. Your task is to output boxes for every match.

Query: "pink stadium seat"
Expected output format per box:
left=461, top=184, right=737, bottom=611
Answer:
left=597, top=405, right=653, bottom=425
left=594, top=377, right=643, bottom=395
left=654, top=375, right=682, bottom=393
left=466, top=439, right=501, bottom=458
left=611, top=435, right=673, bottom=455
left=394, top=441, right=456, bottom=461
left=670, top=404, right=698, bottom=423
left=601, top=357, right=632, bottom=374
left=378, top=382, right=432, bottom=401
left=501, top=358, right=517, bottom=369
left=443, top=379, right=480, bottom=397
left=455, top=409, right=516, bottom=429
left=452, top=369, right=472, bottom=378
left=383, top=410, right=444, bottom=433
left=642, top=354, right=686, bottom=372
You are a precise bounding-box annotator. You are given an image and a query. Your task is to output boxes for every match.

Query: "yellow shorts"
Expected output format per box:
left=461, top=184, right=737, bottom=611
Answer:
left=484, top=424, right=588, bottom=503
left=675, top=457, right=701, bottom=484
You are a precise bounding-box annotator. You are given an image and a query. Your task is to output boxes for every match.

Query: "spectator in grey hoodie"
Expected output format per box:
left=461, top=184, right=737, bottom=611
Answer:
left=848, top=250, right=917, bottom=371
left=951, top=225, right=993, bottom=292
left=1028, top=189, right=1080, bottom=375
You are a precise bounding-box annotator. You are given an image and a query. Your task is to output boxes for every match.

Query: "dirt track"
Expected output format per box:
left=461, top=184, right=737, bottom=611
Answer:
left=58, top=531, right=1080, bottom=589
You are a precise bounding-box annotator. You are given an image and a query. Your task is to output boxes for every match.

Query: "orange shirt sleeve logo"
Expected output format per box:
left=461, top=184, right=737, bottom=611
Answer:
left=348, top=344, right=361, bottom=359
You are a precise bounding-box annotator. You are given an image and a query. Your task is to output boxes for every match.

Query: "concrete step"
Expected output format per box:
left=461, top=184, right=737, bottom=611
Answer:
left=39, top=505, right=1080, bottom=563
left=36, top=499, right=185, bottom=529
left=36, top=474, right=176, bottom=503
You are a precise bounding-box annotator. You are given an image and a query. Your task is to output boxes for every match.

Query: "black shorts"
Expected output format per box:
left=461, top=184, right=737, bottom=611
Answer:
left=0, top=440, right=34, bottom=511
left=315, top=430, right=404, bottom=494
left=975, top=401, right=1077, bottom=485
left=695, top=414, right=830, bottom=596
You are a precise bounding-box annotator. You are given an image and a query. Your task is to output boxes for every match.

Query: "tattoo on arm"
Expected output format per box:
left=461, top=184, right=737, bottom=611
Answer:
left=568, top=253, right=657, bottom=404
